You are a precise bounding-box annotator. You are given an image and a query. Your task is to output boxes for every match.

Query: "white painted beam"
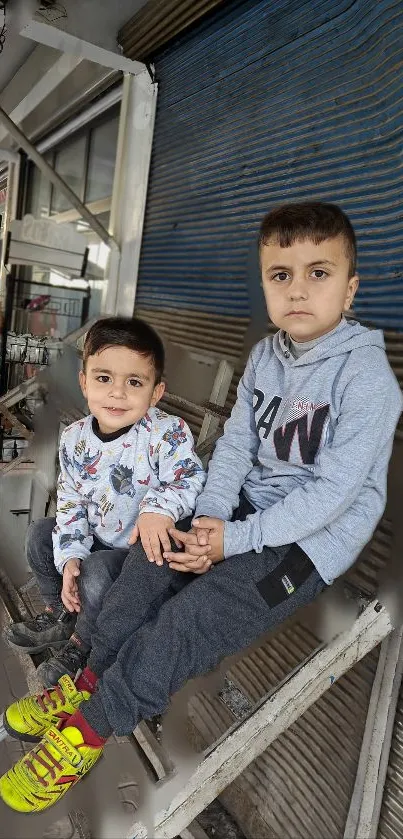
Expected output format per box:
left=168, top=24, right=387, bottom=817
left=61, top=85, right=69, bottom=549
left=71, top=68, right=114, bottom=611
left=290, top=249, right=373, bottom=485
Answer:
left=21, top=21, right=146, bottom=75
left=127, top=602, right=392, bottom=839
left=0, top=52, right=83, bottom=145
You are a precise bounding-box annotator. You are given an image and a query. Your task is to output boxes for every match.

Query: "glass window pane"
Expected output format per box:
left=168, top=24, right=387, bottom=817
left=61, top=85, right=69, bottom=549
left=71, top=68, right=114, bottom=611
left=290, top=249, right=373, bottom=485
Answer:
left=85, top=116, right=119, bottom=203
left=51, top=135, right=87, bottom=214
left=27, top=157, right=53, bottom=217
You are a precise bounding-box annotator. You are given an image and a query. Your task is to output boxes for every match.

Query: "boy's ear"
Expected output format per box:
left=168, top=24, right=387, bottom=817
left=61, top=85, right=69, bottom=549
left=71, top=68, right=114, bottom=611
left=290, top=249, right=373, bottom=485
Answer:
left=79, top=369, right=87, bottom=399
left=345, top=274, right=359, bottom=311
left=151, top=381, right=165, bottom=406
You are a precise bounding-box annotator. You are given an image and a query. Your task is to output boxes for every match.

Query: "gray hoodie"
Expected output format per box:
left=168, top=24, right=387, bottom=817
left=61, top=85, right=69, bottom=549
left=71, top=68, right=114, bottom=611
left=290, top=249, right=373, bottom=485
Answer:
left=195, top=319, right=402, bottom=584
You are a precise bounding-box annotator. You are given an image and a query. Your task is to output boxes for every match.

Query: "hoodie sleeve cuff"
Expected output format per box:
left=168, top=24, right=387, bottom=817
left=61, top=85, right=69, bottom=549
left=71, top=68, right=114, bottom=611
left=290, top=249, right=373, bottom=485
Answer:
left=223, top=519, right=256, bottom=558
left=194, top=498, right=232, bottom=520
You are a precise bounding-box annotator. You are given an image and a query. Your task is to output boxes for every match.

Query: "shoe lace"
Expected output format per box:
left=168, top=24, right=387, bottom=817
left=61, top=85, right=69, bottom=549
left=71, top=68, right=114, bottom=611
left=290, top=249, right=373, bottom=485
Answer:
left=36, top=684, right=65, bottom=713
left=57, top=642, right=87, bottom=670
left=24, top=743, right=64, bottom=787
left=34, top=611, right=57, bottom=628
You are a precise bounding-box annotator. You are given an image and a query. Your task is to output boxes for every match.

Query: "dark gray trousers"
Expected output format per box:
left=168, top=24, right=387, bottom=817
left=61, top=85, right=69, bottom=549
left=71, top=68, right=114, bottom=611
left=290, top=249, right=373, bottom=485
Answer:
left=26, top=517, right=128, bottom=645
left=83, top=520, right=327, bottom=737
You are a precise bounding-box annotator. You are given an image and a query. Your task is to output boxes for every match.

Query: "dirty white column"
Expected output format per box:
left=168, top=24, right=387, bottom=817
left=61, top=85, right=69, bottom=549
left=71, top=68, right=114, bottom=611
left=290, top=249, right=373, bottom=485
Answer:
left=105, top=70, right=158, bottom=316
left=0, top=154, right=20, bottom=295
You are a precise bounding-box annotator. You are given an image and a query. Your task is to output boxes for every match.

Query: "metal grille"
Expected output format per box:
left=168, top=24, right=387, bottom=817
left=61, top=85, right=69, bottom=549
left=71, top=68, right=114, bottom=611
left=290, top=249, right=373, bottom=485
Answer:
left=136, top=0, right=403, bottom=331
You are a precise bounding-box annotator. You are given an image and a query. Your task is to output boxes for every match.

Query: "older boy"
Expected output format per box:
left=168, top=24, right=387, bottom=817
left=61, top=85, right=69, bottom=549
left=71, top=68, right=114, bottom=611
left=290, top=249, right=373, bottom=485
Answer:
left=1, top=202, right=401, bottom=813
left=4, top=316, right=205, bottom=686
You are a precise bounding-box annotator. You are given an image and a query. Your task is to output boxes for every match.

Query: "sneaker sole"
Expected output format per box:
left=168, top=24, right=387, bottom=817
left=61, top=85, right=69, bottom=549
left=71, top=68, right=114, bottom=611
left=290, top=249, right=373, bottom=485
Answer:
left=5, top=635, right=69, bottom=655
left=0, top=712, right=42, bottom=744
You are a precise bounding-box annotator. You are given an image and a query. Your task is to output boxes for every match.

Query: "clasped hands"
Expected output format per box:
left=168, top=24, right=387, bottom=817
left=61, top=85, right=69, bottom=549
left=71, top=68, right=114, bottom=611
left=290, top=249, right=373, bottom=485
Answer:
left=129, top=511, right=224, bottom=573
left=165, top=516, right=224, bottom=573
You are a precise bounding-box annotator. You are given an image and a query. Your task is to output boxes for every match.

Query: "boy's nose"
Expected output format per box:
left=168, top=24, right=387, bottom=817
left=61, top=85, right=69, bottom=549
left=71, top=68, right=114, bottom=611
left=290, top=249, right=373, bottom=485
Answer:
left=289, top=277, right=308, bottom=299
left=109, top=383, right=126, bottom=398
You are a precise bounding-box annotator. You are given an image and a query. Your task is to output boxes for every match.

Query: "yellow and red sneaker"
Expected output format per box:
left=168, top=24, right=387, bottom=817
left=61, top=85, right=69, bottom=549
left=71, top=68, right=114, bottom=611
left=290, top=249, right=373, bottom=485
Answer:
left=0, top=723, right=103, bottom=812
left=1, top=675, right=89, bottom=742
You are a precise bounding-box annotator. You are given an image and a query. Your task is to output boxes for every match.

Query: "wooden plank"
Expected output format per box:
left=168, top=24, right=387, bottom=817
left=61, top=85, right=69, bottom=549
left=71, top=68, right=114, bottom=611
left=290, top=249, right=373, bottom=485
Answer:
left=344, top=626, right=403, bottom=838
left=127, top=602, right=392, bottom=839
left=0, top=377, right=42, bottom=410
left=0, top=404, right=33, bottom=439
left=198, top=359, right=233, bottom=445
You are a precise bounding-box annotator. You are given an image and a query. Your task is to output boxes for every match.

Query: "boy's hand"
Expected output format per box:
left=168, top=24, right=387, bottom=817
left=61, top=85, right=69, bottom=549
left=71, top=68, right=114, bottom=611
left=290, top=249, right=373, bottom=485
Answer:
left=129, top=512, right=175, bottom=566
left=165, top=518, right=225, bottom=572
left=62, top=558, right=81, bottom=613
left=193, top=517, right=225, bottom=564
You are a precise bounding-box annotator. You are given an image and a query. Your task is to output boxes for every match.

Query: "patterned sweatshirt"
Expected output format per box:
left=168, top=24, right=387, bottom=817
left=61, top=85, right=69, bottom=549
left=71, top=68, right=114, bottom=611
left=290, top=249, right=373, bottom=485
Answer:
left=52, top=409, right=206, bottom=572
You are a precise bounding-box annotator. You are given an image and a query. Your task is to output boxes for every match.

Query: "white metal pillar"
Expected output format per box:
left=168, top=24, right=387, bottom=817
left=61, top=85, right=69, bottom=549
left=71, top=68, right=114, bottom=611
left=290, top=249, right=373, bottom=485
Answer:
left=104, top=70, right=158, bottom=316
left=0, top=155, right=20, bottom=296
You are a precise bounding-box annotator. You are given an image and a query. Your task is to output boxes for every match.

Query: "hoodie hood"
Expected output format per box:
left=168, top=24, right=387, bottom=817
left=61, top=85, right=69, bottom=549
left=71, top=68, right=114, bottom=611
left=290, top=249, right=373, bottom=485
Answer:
left=274, top=317, right=385, bottom=365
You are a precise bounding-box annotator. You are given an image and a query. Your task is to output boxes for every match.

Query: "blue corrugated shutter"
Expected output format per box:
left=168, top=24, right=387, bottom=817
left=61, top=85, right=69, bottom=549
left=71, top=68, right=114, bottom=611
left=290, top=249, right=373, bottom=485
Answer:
left=136, top=0, right=403, bottom=331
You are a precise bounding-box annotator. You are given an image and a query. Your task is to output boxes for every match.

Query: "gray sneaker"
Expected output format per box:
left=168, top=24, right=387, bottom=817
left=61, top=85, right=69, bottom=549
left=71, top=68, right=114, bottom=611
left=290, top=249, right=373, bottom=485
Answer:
left=4, top=608, right=76, bottom=654
left=36, top=635, right=90, bottom=687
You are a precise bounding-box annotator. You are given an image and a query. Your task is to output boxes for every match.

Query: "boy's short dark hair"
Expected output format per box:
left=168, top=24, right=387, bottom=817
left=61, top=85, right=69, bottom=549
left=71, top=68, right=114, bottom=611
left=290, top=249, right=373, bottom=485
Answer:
left=258, top=201, right=357, bottom=276
left=83, top=316, right=165, bottom=383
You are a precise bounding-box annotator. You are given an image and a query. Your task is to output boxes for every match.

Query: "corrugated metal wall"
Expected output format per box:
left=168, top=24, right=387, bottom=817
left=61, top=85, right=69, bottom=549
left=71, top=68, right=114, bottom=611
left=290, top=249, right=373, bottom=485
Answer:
left=118, top=0, right=228, bottom=60
left=136, top=0, right=403, bottom=347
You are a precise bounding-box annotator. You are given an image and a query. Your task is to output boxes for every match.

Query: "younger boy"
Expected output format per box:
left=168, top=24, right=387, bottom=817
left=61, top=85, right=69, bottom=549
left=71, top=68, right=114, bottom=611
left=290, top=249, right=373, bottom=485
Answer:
left=4, top=316, right=205, bottom=686
left=1, top=202, right=401, bottom=814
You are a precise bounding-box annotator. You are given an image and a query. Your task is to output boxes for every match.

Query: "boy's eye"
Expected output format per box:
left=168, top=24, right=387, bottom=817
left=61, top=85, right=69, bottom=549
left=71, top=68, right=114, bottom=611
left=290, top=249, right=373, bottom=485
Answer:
left=96, top=375, right=110, bottom=383
left=128, top=378, right=142, bottom=388
left=312, top=269, right=327, bottom=280
left=273, top=271, right=290, bottom=282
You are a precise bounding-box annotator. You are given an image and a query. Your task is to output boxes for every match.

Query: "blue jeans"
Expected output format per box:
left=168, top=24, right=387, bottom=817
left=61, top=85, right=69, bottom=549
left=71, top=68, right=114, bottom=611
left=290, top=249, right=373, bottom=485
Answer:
left=26, top=517, right=129, bottom=646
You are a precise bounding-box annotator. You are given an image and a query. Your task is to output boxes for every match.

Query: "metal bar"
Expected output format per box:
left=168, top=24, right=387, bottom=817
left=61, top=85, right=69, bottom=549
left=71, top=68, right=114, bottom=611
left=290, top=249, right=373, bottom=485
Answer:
left=0, top=106, right=119, bottom=252
left=36, top=86, right=122, bottom=155
left=15, top=278, right=89, bottom=295
left=13, top=150, right=29, bottom=338
left=81, top=287, right=91, bottom=326
left=127, top=602, right=392, bottom=839
left=0, top=275, right=14, bottom=395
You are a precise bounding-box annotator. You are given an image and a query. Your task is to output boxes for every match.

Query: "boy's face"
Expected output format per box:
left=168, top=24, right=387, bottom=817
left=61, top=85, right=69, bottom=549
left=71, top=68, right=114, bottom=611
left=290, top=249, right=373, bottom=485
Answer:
left=260, top=235, right=359, bottom=342
left=79, top=345, right=165, bottom=434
